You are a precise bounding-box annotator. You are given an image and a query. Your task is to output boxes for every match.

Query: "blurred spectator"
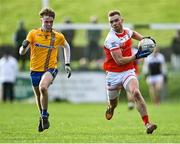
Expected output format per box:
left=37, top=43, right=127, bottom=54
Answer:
left=78, top=57, right=89, bottom=71
left=14, top=20, right=27, bottom=71
left=171, top=30, right=180, bottom=71
left=0, top=48, right=18, bottom=102
left=86, top=16, right=102, bottom=61
left=61, top=17, right=75, bottom=59
left=142, top=48, right=167, bottom=105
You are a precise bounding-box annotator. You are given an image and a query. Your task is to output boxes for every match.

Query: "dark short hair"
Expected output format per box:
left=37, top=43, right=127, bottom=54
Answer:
left=39, top=7, right=55, bottom=19
left=108, top=10, right=121, bottom=17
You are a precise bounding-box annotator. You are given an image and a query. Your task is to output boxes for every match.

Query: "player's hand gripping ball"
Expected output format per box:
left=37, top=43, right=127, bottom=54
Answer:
left=138, top=37, right=156, bottom=53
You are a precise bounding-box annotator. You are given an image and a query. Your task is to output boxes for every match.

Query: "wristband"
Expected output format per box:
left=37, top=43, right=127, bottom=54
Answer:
left=65, top=63, right=70, bottom=66
left=22, top=40, right=30, bottom=48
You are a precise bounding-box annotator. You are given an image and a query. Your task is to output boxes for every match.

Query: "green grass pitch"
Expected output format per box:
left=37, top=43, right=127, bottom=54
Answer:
left=0, top=102, right=180, bottom=143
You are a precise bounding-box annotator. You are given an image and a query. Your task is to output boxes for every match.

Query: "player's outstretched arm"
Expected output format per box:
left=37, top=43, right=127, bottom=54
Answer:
left=63, top=40, right=71, bottom=78
left=132, top=31, right=143, bottom=41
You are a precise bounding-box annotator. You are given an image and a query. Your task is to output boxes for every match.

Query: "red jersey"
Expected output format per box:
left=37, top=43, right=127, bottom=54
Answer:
left=103, top=28, right=134, bottom=72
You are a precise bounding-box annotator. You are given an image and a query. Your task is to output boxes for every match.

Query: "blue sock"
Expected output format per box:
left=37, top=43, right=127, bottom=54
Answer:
left=42, top=109, right=48, bottom=117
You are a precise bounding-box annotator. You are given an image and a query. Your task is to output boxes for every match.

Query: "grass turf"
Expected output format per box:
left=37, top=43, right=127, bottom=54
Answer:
left=0, top=102, right=180, bottom=143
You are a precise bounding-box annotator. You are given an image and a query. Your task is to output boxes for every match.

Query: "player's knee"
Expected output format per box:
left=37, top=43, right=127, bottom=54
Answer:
left=39, top=85, right=48, bottom=94
left=107, top=89, right=119, bottom=101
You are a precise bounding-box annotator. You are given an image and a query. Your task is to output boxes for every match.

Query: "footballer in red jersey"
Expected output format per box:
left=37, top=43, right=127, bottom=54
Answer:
left=103, top=10, right=157, bottom=134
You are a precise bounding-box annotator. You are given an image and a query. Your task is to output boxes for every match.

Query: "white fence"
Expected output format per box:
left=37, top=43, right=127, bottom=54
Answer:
left=49, top=71, right=107, bottom=103
left=54, top=23, right=180, bottom=30
left=14, top=72, right=107, bottom=103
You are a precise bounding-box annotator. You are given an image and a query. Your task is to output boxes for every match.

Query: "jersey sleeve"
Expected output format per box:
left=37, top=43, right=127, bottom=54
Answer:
left=104, top=35, right=121, bottom=51
left=57, top=32, right=65, bottom=47
left=26, top=30, right=35, bottom=44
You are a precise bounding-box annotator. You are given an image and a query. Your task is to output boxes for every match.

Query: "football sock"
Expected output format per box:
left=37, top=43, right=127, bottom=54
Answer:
left=42, top=109, right=48, bottom=117
left=142, top=115, right=149, bottom=125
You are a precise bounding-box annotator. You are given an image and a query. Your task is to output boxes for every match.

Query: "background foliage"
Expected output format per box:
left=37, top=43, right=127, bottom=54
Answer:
left=1, top=0, right=180, bottom=46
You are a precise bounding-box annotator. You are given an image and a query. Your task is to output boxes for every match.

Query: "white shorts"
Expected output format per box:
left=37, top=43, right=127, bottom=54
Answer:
left=146, top=74, right=164, bottom=85
left=106, top=69, right=137, bottom=90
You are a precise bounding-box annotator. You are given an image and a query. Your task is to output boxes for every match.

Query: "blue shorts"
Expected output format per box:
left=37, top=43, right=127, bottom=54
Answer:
left=30, top=68, right=58, bottom=87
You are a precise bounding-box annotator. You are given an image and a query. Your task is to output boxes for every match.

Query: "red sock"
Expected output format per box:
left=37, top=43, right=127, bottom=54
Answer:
left=142, top=115, right=149, bottom=125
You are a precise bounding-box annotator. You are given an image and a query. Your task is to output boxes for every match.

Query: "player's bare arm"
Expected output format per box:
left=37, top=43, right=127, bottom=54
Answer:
left=62, top=40, right=71, bottom=78
left=132, top=31, right=143, bottom=41
left=110, top=49, right=135, bottom=65
left=63, top=40, right=71, bottom=64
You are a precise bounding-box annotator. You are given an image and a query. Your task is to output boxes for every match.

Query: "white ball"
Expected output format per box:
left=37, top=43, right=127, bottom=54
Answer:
left=138, top=38, right=156, bottom=52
